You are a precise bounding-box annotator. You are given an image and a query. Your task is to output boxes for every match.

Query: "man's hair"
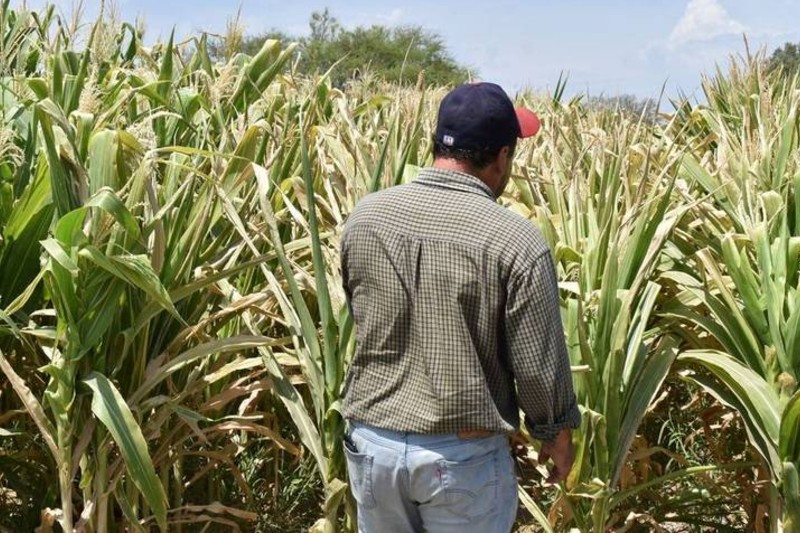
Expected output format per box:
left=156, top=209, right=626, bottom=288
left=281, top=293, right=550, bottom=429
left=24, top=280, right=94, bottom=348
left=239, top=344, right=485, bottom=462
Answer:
left=432, top=139, right=516, bottom=170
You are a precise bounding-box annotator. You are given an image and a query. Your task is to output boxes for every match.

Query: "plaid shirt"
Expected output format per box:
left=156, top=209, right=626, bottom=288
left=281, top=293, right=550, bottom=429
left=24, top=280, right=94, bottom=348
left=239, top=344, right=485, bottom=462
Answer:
left=340, top=167, right=580, bottom=441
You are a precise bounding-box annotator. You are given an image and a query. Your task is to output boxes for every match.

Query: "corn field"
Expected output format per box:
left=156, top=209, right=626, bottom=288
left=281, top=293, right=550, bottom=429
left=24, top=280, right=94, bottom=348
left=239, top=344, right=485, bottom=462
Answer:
left=0, top=3, right=798, bottom=532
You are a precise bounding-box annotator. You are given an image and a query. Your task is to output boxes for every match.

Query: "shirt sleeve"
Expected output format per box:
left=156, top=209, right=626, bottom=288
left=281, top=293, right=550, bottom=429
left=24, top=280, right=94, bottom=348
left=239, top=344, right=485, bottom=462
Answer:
left=340, top=232, right=354, bottom=315
left=504, top=249, right=580, bottom=442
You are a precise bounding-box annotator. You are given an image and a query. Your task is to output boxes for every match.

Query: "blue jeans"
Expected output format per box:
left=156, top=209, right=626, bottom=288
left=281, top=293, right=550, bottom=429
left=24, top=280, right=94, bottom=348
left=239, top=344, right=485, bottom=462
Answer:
left=344, top=422, right=518, bottom=533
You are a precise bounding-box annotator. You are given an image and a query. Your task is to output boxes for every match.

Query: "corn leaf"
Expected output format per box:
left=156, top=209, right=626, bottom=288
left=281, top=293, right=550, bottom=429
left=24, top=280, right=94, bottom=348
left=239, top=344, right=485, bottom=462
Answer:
left=679, top=350, right=781, bottom=476
left=83, top=371, right=168, bottom=531
left=780, top=391, right=800, bottom=464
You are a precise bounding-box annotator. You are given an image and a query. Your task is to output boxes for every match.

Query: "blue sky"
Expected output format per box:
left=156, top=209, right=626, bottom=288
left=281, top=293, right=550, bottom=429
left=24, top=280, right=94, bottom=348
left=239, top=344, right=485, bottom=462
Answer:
left=18, top=0, right=800, bottom=100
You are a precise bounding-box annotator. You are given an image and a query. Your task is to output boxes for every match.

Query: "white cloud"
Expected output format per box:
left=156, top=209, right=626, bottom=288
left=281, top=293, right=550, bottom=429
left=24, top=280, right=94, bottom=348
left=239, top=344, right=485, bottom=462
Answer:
left=668, top=0, right=747, bottom=49
left=377, top=8, right=403, bottom=25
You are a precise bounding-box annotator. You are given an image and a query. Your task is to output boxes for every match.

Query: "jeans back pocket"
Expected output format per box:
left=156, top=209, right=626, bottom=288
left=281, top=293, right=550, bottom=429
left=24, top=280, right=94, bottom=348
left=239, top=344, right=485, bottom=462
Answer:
left=344, top=437, right=377, bottom=509
left=437, top=449, right=499, bottom=520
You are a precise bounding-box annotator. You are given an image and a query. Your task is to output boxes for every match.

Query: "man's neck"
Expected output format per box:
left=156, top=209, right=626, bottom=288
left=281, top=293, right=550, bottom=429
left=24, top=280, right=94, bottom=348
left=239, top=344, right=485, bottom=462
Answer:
left=432, top=158, right=497, bottom=195
left=432, top=158, right=473, bottom=175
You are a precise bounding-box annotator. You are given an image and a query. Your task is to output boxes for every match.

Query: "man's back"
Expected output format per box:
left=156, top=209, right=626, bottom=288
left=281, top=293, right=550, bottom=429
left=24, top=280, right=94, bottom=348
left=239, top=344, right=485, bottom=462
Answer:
left=341, top=167, right=575, bottom=437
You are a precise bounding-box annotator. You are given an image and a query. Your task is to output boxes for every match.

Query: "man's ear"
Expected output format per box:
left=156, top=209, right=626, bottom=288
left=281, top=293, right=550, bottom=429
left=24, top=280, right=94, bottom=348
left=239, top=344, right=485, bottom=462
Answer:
left=496, top=145, right=513, bottom=172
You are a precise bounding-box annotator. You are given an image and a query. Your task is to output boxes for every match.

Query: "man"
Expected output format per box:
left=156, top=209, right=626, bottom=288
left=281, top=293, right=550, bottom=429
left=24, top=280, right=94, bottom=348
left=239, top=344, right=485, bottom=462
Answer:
left=339, top=82, right=580, bottom=533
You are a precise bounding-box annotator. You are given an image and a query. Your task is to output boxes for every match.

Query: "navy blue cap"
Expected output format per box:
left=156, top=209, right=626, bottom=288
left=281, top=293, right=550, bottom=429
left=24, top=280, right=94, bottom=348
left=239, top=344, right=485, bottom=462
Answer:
left=435, top=82, right=540, bottom=151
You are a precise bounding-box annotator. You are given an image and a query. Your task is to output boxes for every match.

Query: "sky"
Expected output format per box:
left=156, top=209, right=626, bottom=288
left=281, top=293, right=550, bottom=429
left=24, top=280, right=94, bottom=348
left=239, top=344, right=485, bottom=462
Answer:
left=17, top=0, right=800, bottom=100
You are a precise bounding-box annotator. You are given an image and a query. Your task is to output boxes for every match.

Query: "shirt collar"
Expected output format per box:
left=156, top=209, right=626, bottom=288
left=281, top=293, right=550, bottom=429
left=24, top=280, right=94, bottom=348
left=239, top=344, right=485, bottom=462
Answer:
left=414, top=167, right=496, bottom=199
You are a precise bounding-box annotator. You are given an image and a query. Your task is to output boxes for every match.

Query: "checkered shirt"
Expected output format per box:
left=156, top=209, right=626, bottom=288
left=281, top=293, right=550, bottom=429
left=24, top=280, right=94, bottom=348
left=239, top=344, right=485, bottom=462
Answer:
left=340, top=167, right=580, bottom=441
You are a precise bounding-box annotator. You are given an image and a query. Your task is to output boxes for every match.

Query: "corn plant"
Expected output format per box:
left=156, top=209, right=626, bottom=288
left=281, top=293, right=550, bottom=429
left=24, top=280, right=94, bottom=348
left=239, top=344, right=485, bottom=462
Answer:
left=665, top=54, right=800, bottom=531
left=504, top=91, right=705, bottom=531
left=0, top=4, right=323, bottom=530
left=3, top=2, right=800, bottom=532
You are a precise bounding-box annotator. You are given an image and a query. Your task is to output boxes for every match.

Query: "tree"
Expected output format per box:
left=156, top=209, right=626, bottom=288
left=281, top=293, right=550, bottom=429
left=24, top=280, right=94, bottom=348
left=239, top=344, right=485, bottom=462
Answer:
left=212, top=10, right=472, bottom=87
left=308, top=8, right=340, bottom=42
left=331, top=24, right=471, bottom=87
left=768, top=42, right=800, bottom=74
left=586, top=94, right=658, bottom=122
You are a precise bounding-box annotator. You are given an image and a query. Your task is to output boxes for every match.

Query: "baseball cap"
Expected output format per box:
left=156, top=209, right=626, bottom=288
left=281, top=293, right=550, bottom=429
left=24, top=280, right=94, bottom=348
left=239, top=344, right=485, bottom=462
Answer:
left=435, top=82, right=541, bottom=151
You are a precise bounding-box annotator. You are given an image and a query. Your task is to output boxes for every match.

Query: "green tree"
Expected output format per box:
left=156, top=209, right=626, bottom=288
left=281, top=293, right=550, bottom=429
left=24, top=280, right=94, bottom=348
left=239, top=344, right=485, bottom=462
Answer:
left=768, top=42, right=800, bottom=74
left=215, top=9, right=471, bottom=87
left=331, top=24, right=471, bottom=87
left=309, top=8, right=341, bottom=42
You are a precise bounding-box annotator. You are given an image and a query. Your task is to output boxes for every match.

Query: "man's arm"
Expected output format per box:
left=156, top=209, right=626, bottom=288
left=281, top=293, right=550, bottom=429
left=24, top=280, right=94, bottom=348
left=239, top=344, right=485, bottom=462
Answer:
left=504, top=249, right=580, bottom=482
left=340, top=232, right=356, bottom=321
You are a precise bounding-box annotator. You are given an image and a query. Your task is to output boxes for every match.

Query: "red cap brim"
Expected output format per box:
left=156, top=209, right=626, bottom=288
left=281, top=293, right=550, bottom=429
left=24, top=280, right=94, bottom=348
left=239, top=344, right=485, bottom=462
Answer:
left=516, top=108, right=541, bottom=137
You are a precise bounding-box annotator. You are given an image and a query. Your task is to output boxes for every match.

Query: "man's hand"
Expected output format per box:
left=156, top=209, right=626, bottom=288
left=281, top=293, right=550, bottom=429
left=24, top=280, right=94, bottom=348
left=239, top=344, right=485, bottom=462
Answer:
left=509, top=432, right=530, bottom=458
left=538, top=428, right=574, bottom=484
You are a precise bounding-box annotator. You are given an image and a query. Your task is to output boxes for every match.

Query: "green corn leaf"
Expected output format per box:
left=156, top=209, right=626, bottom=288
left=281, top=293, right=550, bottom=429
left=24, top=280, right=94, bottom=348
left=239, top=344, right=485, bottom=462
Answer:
left=720, top=234, right=769, bottom=342
left=83, top=372, right=168, bottom=531
left=785, top=297, right=800, bottom=370
left=40, top=238, right=78, bottom=275
left=794, top=172, right=800, bottom=236
left=753, top=224, right=791, bottom=373
left=680, top=154, right=738, bottom=225
left=612, top=335, right=679, bottom=486
left=618, top=170, right=677, bottom=291
left=157, top=30, right=174, bottom=100
left=88, top=131, right=123, bottom=194
left=772, top=106, right=796, bottom=190
left=369, top=114, right=395, bottom=193
left=65, top=37, right=91, bottom=114
left=300, top=122, right=338, bottom=398
left=621, top=282, right=661, bottom=387
left=252, top=162, right=325, bottom=414
left=27, top=77, right=49, bottom=99
left=679, top=350, right=781, bottom=476
left=85, top=187, right=141, bottom=241
left=36, top=100, right=77, bottom=218
left=695, top=249, right=767, bottom=374
left=780, top=391, right=800, bottom=464
left=782, top=462, right=800, bottom=530
left=2, top=270, right=45, bottom=316
left=0, top=201, right=52, bottom=303
left=77, top=247, right=179, bottom=320
left=3, top=157, right=51, bottom=239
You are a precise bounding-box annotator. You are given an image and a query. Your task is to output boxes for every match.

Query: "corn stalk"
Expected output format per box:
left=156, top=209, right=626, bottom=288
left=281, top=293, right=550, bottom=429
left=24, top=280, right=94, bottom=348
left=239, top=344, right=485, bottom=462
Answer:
left=666, top=52, right=800, bottom=531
